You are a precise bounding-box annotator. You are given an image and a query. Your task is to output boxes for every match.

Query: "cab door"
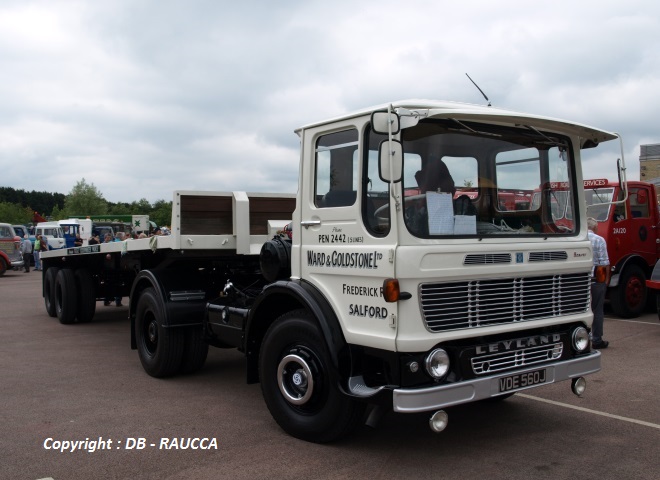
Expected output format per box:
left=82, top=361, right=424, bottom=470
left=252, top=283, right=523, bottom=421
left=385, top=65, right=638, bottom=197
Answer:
left=628, top=186, right=656, bottom=263
left=297, top=120, right=398, bottom=352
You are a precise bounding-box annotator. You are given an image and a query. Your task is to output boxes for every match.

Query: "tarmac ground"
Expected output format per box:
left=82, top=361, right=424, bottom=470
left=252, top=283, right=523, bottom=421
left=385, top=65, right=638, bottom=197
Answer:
left=1, top=269, right=659, bottom=480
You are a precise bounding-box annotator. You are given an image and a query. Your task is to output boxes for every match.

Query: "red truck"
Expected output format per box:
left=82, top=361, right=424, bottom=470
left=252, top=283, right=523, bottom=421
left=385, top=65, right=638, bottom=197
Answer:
left=584, top=179, right=659, bottom=318
left=0, top=223, right=25, bottom=275
left=531, top=179, right=659, bottom=318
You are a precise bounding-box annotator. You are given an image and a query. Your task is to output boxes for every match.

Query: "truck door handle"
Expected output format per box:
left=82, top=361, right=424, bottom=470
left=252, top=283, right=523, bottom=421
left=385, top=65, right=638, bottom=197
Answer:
left=301, top=220, right=321, bottom=229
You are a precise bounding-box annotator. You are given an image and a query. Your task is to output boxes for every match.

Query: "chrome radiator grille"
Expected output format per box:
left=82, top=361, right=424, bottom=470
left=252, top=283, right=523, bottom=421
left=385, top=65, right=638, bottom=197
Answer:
left=471, top=342, right=563, bottom=375
left=419, top=273, right=590, bottom=332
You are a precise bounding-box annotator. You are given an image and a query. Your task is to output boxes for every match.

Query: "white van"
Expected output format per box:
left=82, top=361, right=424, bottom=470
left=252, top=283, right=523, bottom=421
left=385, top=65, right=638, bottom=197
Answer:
left=35, top=222, right=66, bottom=250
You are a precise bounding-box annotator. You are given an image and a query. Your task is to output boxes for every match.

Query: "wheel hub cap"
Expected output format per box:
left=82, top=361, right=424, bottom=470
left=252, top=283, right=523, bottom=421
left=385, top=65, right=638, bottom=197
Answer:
left=277, top=354, right=314, bottom=405
left=148, top=321, right=158, bottom=343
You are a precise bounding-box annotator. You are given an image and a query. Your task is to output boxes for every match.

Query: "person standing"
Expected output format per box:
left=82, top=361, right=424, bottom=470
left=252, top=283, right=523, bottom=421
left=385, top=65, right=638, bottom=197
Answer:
left=20, top=234, right=32, bottom=273
left=39, top=235, right=48, bottom=259
left=33, top=235, right=41, bottom=271
left=587, top=217, right=610, bottom=349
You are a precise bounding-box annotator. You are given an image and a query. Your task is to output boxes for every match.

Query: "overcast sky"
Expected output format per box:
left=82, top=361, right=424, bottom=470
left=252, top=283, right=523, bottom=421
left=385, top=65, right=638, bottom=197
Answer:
left=1, top=0, right=659, bottom=204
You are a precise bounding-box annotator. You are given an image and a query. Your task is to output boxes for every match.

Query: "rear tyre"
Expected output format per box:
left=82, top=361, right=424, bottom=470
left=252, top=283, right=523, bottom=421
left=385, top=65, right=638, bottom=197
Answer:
left=135, top=287, right=184, bottom=377
left=55, top=268, right=77, bottom=324
left=259, top=310, right=365, bottom=443
left=44, top=267, right=59, bottom=317
left=75, top=269, right=96, bottom=323
left=610, top=264, right=646, bottom=318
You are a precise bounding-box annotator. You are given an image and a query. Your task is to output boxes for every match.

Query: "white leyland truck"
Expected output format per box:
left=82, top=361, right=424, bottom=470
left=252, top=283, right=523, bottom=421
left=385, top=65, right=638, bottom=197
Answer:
left=40, top=100, right=623, bottom=442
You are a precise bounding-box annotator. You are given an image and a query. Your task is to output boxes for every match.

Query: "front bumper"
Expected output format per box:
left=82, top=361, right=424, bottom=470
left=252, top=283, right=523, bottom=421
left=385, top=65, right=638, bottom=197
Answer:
left=392, top=351, right=601, bottom=413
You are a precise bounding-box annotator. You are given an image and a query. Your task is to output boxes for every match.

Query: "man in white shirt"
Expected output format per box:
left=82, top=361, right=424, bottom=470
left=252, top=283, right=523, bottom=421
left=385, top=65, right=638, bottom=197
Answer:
left=19, top=235, right=33, bottom=273
left=587, top=217, right=610, bottom=349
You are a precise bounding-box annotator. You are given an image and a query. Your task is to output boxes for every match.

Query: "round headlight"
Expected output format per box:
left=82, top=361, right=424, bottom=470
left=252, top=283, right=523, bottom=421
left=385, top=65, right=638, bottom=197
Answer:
left=425, top=348, right=450, bottom=380
left=572, top=327, right=589, bottom=352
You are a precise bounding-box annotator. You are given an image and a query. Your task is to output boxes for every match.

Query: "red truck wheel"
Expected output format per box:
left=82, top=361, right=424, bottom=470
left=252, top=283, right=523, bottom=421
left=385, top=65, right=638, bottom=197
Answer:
left=610, top=264, right=647, bottom=318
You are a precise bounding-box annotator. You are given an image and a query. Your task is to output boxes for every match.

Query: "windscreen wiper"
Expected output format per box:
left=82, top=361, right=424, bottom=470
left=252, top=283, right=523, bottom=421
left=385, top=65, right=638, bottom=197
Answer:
left=523, top=125, right=567, bottom=147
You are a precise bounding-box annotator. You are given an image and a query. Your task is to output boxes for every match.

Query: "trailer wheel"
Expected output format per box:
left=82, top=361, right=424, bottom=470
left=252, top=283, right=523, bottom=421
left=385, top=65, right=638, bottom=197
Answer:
left=75, top=269, right=96, bottom=323
left=610, top=264, right=647, bottom=318
left=44, top=267, right=59, bottom=317
left=259, top=309, right=365, bottom=443
left=135, top=287, right=183, bottom=377
left=179, top=326, right=209, bottom=374
left=55, top=269, right=77, bottom=324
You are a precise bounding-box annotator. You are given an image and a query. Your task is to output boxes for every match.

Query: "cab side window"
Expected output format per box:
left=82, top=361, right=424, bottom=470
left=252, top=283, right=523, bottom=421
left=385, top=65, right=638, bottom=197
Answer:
left=315, top=129, right=359, bottom=208
left=362, top=127, right=389, bottom=235
left=629, top=187, right=650, bottom=219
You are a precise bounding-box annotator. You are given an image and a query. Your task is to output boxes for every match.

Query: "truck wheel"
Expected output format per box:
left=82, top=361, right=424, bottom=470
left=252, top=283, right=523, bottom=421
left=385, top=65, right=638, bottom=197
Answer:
left=75, top=269, right=96, bottom=323
left=259, top=310, right=365, bottom=443
left=44, top=267, right=59, bottom=317
left=135, top=287, right=184, bottom=377
left=0, top=257, right=6, bottom=276
left=55, top=269, right=78, bottom=324
left=610, top=264, right=647, bottom=318
left=179, top=326, right=209, bottom=374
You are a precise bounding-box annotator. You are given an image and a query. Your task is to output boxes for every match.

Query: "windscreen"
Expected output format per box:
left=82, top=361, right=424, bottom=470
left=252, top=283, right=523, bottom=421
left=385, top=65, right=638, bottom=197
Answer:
left=399, top=119, right=576, bottom=237
left=584, top=188, right=617, bottom=222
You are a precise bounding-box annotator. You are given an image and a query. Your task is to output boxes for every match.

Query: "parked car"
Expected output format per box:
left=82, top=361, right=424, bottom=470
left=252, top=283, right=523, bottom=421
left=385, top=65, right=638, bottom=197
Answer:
left=0, top=223, right=25, bottom=275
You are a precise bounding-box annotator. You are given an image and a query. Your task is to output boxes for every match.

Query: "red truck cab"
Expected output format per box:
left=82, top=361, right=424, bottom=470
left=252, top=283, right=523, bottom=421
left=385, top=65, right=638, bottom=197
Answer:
left=0, top=223, right=25, bottom=275
left=585, top=180, right=660, bottom=317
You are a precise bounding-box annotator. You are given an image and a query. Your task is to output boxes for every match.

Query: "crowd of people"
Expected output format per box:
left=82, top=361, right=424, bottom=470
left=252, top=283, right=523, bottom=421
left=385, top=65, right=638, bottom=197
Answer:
left=86, top=227, right=167, bottom=245
left=19, top=234, right=48, bottom=273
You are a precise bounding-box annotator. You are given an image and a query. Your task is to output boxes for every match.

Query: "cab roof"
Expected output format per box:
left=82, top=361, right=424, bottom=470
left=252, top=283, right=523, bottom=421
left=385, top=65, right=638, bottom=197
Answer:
left=296, top=99, right=618, bottom=147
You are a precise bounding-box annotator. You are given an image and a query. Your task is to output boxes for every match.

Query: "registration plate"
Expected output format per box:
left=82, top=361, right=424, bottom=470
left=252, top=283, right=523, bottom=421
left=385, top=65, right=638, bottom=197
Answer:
left=498, top=368, right=547, bottom=393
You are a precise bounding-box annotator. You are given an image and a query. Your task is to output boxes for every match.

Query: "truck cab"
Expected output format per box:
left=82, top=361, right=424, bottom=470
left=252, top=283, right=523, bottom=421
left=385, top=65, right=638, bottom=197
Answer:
left=585, top=180, right=660, bottom=317
left=296, top=103, right=603, bottom=355
left=35, top=222, right=66, bottom=250
left=0, top=223, right=24, bottom=275
left=59, top=219, right=92, bottom=247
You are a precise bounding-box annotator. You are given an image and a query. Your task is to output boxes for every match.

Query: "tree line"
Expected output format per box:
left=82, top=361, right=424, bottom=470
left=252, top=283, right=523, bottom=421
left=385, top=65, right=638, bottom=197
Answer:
left=0, top=179, right=172, bottom=227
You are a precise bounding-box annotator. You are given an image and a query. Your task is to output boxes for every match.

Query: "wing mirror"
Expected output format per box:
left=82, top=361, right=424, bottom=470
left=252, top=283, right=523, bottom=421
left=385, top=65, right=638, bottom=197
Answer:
left=371, top=110, right=400, bottom=135
left=378, top=140, right=403, bottom=183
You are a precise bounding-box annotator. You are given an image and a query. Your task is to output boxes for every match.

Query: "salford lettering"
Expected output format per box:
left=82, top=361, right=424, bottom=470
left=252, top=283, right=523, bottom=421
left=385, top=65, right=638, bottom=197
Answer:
left=349, top=304, right=388, bottom=318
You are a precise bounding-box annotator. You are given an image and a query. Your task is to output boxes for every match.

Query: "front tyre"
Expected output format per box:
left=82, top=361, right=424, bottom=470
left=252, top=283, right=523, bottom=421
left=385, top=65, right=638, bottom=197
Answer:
left=135, top=287, right=183, bottom=377
left=259, top=310, right=365, bottom=443
left=610, top=264, right=647, bottom=318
